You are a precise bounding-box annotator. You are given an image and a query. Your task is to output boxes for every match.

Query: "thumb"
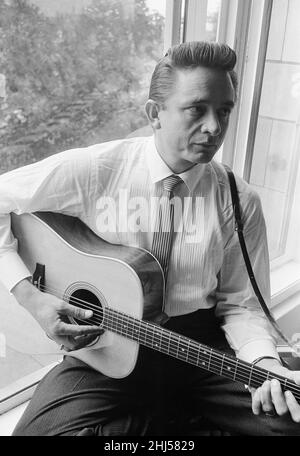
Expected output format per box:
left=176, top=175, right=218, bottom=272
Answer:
left=59, top=303, right=93, bottom=320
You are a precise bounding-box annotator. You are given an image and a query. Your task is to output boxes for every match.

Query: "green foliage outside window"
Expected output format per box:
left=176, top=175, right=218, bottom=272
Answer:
left=0, top=0, right=164, bottom=173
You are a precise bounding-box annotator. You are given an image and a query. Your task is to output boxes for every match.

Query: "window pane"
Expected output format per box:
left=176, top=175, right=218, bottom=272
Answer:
left=0, top=0, right=166, bottom=395
left=0, top=0, right=165, bottom=173
left=249, top=0, right=300, bottom=261
left=183, top=0, right=222, bottom=43
left=206, top=0, right=221, bottom=41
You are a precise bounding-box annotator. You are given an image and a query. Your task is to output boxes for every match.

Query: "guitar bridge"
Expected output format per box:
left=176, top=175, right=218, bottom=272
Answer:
left=32, top=263, right=45, bottom=291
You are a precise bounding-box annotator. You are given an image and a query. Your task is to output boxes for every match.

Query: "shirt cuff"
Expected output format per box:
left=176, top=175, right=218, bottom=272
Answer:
left=0, top=250, right=32, bottom=292
left=237, top=339, right=280, bottom=364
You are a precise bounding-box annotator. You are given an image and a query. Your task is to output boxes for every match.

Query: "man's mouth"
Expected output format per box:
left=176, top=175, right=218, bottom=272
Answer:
left=192, top=142, right=217, bottom=148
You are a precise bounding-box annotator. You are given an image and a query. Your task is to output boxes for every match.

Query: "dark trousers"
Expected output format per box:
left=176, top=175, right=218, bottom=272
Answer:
left=13, top=309, right=300, bottom=436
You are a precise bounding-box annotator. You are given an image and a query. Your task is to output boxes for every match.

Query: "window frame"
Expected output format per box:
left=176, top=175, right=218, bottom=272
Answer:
left=0, top=362, right=59, bottom=415
left=222, top=0, right=300, bottom=311
left=164, top=0, right=184, bottom=51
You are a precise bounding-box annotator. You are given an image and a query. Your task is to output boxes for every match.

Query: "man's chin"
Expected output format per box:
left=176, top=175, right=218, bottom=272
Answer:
left=189, top=149, right=217, bottom=164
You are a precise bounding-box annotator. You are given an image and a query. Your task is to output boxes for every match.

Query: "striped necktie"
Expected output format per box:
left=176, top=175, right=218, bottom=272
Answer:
left=151, top=175, right=182, bottom=281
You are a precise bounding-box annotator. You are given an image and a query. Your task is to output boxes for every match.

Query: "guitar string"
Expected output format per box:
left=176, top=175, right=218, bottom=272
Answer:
left=36, top=282, right=288, bottom=382
left=35, top=282, right=299, bottom=396
left=38, top=280, right=256, bottom=380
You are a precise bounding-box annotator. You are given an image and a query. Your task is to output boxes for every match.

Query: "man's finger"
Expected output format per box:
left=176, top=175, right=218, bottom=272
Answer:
left=252, top=387, right=262, bottom=415
left=52, top=332, right=103, bottom=352
left=285, top=391, right=300, bottom=423
left=59, top=302, right=94, bottom=320
left=49, top=334, right=75, bottom=352
left=72, top=333, right=103, bottom=350
left=270, top=379, right=288, bottom=416
left=58, top=335, right=99, bottom=352
left=57, top=321, right=102, bottom=337
left=260, top=381, right=274, bottom=414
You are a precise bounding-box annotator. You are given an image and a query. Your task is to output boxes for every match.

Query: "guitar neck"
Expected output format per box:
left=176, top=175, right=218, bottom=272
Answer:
left=95, top=306, right=299, bottom=401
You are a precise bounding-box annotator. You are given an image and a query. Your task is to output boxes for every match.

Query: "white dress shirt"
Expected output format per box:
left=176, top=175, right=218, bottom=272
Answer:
left=0, top=135, right=279, bottom=363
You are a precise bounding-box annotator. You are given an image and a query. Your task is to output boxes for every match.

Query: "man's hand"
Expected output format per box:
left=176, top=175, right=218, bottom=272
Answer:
left=12, top=279, right=103, bottom=351
left=250, top=358, right=300, bottom=423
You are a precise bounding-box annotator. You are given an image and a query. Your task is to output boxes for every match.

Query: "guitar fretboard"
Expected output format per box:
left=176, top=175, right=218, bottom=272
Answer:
left=87, top=305, right=300, bottom=401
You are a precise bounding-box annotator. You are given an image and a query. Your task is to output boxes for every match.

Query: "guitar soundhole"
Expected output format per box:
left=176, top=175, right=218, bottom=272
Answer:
left=69, top=288, right=103, bottom=327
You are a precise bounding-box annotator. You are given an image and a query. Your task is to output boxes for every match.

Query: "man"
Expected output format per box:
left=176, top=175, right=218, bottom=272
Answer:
left=1, top=41, right=300, bottom=435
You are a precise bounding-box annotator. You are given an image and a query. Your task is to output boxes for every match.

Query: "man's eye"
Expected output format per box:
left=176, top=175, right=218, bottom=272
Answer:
left=187, top=106, right=204, bottom=116
left=218, top=108, right=231, bottom=118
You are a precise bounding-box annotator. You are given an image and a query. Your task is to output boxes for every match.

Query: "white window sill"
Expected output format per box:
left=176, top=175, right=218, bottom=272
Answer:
left=0, top=401, right=29, bottom=436
left=0, top=361, right=60, bottom=415
left=270, top=259, right=300, bottom=309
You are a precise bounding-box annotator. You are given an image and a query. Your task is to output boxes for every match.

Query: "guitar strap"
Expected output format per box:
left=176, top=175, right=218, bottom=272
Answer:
left=224, top=165, right=298, bottom=355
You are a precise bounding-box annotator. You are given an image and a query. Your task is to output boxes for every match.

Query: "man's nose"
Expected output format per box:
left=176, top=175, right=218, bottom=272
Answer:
left=201, top=111, right=221, bottom=136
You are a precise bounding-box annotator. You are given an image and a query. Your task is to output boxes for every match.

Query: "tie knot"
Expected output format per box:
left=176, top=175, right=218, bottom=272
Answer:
left=163, top=175, right=182, bottom=193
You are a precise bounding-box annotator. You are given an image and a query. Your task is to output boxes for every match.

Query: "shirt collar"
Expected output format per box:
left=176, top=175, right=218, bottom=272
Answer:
left=145, top=135, right=207, bottom=193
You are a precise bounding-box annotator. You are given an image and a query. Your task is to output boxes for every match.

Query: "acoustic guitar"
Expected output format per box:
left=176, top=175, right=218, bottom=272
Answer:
left=11, top=212, right=300, bottom=401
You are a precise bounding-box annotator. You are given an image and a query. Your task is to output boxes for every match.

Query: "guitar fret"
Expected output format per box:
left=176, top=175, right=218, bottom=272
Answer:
left=208, top=348, right=212, bottom=370
left=167, top=331, right=171, bottom=355
left=139, top=322, right=147, bottom=344
left=196, top=346, right=200, bottom=367
left=176, top=335, right=181, bottom=359
left=185, top=339, right=190, bottom=362
left=207, top=361, right=221, bottom=376
left=220, top=353, right=225, bottom=375
left=144, top=322, right=152, bottom=347
left=177, top=336, right=189, bottom=362
left=233, top=359, right=238, bottom=381
left=150, top=322, right=155, bottom=348
left=127, top=316, right=133, bottom=340
left=128, top=320, right=135, bottom=341
left=153, top=327, right=161, bottom=350
left=178, top=339, right=186, bottom=361
left=159, top=327, right=164, bottom=352
left=223, top=359, right=234, bottom=379
left=138, top=321, right=146, bottom=344
left=200, top=349, right=207, bottom=369
left=121, top=316, right=128, bottom=334
left=133, top=320, right=140, bottom=341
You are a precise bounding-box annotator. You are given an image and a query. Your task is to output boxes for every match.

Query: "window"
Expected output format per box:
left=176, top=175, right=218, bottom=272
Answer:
left=183, top=0, right=222, bottom=43
left=0, top=0, right=166, bottom=174
left=249, top=0, right=300, bottom=265
left=238, top=0, right=300, bottom=307
left=0, top=0, right=169, bottom=410
left=225, top=0, right=300, bottom=319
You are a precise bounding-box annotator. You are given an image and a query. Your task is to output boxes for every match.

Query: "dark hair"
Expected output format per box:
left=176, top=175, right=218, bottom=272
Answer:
left=149, top=41, right=238, bottom=104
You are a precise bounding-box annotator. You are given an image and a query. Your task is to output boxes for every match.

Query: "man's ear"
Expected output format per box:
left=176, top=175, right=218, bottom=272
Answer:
left=144, top=99, right=161, bottom=130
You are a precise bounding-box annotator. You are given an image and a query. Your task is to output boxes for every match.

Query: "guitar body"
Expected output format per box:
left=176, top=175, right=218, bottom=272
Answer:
left=11, top=212, right=165, bottom=378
